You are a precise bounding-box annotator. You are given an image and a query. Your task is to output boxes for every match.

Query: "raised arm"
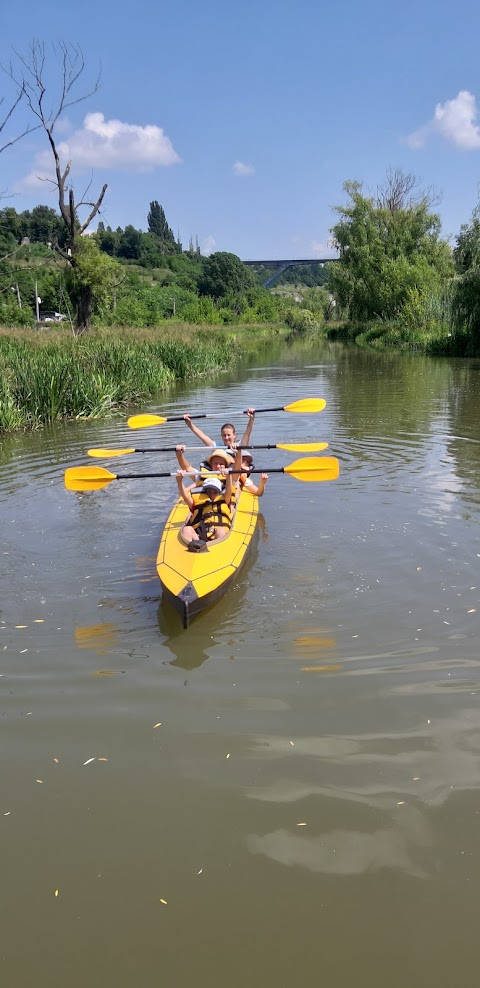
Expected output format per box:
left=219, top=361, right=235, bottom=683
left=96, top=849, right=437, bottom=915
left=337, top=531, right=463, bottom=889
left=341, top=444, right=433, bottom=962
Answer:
left=183, top=414, right=215, bottom=447
left=255, top=473, right=268, bottom=498
left=176, top=470, right=195, bottom=511
left=233, top=448, right=242, bottom=477
left=239, top=408, right=255, bottom=447
left=176, top=444, right=194, bottom=472
left=222, top=466, right=233, bottom=507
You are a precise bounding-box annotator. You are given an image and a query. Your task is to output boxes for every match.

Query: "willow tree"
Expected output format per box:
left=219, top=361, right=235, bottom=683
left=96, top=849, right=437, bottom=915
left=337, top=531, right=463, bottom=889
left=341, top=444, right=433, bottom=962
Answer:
left=452, top=200, right=480, bottom=347
left=329, top=174, right=453, bottom=324
left=8, top=42, right=107, bottom=331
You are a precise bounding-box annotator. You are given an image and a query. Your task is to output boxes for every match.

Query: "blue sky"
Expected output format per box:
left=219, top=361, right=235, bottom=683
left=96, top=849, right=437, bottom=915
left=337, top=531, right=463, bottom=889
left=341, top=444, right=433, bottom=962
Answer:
left=1, top=0, right=480, bottom=259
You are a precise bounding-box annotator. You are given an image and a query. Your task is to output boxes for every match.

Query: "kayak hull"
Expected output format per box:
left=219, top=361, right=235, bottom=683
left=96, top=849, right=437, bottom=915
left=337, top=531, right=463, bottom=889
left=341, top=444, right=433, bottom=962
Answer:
left=156, top=488, right=259, bottom=628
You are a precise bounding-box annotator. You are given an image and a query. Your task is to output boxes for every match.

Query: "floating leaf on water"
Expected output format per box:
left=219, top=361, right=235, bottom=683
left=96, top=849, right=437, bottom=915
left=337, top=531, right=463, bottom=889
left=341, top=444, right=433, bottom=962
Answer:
left=33, top=620, right=44, bottom=624
left=468, top=609, right=476, bottom=614
left=83, top=757, right=96, bottom=766
left=160, top=898, right=168, bottom=905
left=97, top=757, right=109, bottom=762
left=226, top=753, right=230, bottom=759
left=153, top=722, right=162, bottom=729
left=296, top=822, right=307, bottom=827
left=53, top=757, right=59, bottom=764
left=54, top=889, right=59, bottom=897
left=15, top=625, right=27, bottom=629
left=36, top=779, right=43, bottom=783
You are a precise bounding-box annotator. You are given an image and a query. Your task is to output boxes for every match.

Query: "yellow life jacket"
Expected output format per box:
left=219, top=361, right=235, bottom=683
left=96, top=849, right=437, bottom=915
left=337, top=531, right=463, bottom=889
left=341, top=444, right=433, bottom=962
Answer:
left=190, top=492, right=232, bottom=539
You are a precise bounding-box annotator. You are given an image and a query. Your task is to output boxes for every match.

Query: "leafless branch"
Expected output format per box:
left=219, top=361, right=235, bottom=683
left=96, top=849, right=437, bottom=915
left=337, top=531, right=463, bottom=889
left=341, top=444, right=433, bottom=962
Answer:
left=0, top=79, right=40, bottom=153
left=78, top=184, right=108, bottom=234
left=374, top=167, right=442, bottom=213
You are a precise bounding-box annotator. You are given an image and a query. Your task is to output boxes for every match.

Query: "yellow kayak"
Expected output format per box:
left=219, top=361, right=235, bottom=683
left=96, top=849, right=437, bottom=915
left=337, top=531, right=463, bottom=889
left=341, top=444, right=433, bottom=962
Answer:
left=156, top=487, right=259, bottom=628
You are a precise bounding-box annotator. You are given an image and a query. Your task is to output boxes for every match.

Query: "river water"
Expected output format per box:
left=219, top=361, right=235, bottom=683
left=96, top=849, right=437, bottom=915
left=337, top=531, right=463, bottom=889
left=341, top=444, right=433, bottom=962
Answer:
left=1, top=339, right=480, bottom=987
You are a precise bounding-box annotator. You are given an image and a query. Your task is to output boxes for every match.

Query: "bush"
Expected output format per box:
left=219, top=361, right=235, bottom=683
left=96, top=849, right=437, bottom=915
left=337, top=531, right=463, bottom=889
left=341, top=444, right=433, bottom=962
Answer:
left=284, top=308, right=323, bottom=334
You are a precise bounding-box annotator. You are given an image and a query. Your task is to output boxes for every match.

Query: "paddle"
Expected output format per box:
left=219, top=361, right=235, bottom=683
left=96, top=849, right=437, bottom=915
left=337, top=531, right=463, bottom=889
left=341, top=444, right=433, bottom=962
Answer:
left=127, top=397, right=326, bottom=429
left=65, top=456, right=340, bottom=492
left=86, top=441, right=329, bottom=459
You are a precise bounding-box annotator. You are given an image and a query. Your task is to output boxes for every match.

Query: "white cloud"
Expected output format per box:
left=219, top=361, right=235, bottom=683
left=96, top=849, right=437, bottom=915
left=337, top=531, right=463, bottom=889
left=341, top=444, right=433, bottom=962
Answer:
left=311, top=240, right=328, bottom=256
left=201, top=235, right=216, bottom=255
left=407, top=90, right=480, bottom=150
left=311, top=239, right=337, bottom=258
left=232, top=160, right=255, bottom=176
left=16, top=111, right=181, bottom=189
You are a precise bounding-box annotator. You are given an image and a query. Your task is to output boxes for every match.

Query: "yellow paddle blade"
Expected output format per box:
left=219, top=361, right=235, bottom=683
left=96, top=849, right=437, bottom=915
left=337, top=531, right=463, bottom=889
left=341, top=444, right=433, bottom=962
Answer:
left=277, top=441, right=329, bottom=452
left=65, top=466, right=116, bottom=492
left=87, top=447, right=136, bottom=458
left=283, top=398, right=326, bottom=414
left=284, top=456, right=339, bottom=482
left=127, top=413, right=167, bottom=429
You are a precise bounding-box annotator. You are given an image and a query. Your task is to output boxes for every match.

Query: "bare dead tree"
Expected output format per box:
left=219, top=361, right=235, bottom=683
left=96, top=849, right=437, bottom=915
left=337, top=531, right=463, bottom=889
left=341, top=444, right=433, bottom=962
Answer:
left=0, top=80, right=33, bottom=154
left=6, top=41, right=108, bottom=330
left=375, top=167, right=441, bottom=213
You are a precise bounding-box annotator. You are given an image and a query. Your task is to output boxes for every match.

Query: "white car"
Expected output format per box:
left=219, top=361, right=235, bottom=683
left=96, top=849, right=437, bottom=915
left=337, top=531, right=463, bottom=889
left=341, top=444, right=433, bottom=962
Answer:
left=39, top=310, right=67, bottom=323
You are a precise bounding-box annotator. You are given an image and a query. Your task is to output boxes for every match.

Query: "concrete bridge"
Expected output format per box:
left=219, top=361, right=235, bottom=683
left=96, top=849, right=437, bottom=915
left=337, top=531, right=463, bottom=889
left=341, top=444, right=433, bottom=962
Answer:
left=243, top=257, right=338, bottom=287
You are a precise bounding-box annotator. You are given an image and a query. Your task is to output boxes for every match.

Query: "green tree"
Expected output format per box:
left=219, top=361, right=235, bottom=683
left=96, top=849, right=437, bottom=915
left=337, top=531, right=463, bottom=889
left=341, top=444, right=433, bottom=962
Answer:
left=96, top=224, right=119, bottom=256
left=65, top=238, right=121, bottom=330
left=147, top=201, right=177, bottom=252
left=329, top=175, right=454, bottom=323
left=452, top=199, right=480, bottom=342
left=199, top=251, right=255, bottom=299
left=117, top=225, right=142, bottom=261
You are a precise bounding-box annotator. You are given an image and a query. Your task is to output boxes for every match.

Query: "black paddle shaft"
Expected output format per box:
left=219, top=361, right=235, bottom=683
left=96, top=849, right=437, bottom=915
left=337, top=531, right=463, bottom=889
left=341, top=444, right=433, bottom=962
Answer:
left=115, top=468, right=284, bottom=480
left=163, top=406, right=287, bottom=422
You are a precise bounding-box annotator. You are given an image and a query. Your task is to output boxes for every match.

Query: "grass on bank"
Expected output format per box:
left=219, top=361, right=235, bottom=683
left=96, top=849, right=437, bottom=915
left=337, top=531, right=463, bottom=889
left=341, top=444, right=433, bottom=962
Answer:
left=0, top=322, right=287, bottom=433
left=324, top=321, right=473, bottom=356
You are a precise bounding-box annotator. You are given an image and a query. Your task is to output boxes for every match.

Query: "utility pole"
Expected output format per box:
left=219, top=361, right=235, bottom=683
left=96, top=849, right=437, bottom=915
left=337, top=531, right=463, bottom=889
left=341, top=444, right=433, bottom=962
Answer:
left=35, top=280, right=40, bottom=321
left=15, top=283, right=22, bottom=308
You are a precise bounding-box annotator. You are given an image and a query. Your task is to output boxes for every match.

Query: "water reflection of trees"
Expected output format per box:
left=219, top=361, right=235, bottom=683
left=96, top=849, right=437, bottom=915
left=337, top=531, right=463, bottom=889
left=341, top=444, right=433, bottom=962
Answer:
left=314, top=346, right=480, bottom=501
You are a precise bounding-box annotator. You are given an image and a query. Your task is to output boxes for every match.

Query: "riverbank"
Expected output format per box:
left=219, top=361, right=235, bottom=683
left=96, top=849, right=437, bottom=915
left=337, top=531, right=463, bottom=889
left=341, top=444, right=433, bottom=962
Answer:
left=0, top=322, right=288, bottom=433
left=324, top=320, right=478, bottom=356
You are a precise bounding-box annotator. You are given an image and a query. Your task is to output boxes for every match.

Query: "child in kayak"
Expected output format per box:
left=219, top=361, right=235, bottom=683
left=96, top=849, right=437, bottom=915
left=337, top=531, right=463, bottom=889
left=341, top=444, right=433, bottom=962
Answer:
left=176, top=469, right=233, bottom=551
left=234, top=449, right=268, bottom=498
left=183, top=408, right=256, bottom=456
left=175, top=446, right=234, bottom=488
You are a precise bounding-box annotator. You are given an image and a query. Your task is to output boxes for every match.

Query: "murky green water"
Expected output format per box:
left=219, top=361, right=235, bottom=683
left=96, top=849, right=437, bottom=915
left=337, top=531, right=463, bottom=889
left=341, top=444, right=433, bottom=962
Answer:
left=1, top=340, right=480, bottom=987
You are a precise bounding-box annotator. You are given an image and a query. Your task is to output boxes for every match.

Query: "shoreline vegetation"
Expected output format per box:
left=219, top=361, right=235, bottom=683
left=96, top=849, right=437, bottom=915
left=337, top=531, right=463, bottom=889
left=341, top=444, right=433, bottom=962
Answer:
left=0, top=323, right=288, bottom=433
left=2, top=166, right=480, bottom=437
left=324, top=320, right=463, bottom=355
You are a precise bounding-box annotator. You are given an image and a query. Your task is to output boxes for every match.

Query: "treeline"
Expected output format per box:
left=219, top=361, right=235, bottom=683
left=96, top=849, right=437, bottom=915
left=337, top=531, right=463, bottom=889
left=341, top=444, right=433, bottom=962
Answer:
left=325, top=169, right=480, bottom=355
left=0, top=205, right=67, bottom=254
left=0, top=199, right=332, bottom=332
